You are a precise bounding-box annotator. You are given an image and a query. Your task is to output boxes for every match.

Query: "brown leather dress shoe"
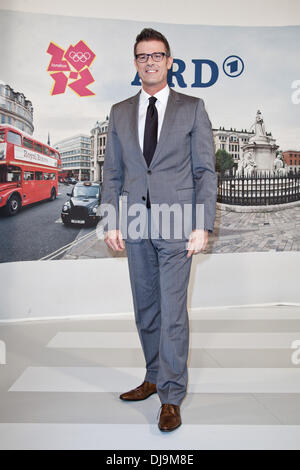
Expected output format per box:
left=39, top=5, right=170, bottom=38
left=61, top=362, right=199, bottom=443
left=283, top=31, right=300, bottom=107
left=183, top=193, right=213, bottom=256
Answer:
left=158, top=404, right=181, bottom=432
left=119, top=380, right=157, bottom=401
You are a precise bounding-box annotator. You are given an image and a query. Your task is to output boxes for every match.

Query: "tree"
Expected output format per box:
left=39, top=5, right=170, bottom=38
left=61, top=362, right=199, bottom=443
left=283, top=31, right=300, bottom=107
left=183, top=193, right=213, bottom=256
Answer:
left=215, top=149, right=235, bottom=174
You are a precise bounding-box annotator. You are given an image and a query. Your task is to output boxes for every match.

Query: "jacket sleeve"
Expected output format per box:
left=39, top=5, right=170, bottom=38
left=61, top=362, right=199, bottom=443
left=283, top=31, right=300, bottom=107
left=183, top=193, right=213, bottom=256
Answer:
left=190, top=98, right=217, bottom=233
left=99, top=105, right=124, bottom=231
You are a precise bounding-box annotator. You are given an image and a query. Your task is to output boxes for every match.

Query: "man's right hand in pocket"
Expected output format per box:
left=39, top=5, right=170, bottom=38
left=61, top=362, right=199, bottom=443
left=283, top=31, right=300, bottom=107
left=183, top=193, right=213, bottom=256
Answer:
left=104, top=229, right=125, bottom=251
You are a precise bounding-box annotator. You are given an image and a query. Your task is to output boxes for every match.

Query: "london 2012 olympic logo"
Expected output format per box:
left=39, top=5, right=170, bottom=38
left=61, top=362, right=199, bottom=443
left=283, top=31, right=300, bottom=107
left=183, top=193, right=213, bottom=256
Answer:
left=46, top=40, right=96, bottom=97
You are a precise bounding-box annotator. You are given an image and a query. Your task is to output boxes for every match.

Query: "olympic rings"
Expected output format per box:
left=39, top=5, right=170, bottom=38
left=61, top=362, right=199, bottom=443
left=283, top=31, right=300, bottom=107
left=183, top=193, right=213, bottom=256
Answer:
left=68, top=51, right=91, bottom=63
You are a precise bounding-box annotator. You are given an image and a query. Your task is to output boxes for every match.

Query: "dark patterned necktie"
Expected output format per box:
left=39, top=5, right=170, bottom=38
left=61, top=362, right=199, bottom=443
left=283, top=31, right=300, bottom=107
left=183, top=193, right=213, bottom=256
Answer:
left=143, top=96, right=158, bottom=208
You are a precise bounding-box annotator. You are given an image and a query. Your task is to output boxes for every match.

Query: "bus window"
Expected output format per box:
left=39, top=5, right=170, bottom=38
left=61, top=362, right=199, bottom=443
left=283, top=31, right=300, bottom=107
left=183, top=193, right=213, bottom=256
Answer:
left=7, top=165, right=21, bottom=182
left=7, top=131, right=22, bottom=146
left=50, top=173, right=56, bottom=180
left=34, top=142, right=42, bottom=153
left=0, top=165, right=6, bottom=182
left=44, top=173, right=50, bottom=180
left=43, top=146, right=50, bottom=156
left=50, top=149, right=56, bottom=157
left=55, top=152, right=60, bottom=160
left=24, top=171, right=34, bottom=181
left=35, top=171, right=43, bottom=180
left=0, top=130, right=5, bottom=142
left=23, top=137, right=34, bottom=149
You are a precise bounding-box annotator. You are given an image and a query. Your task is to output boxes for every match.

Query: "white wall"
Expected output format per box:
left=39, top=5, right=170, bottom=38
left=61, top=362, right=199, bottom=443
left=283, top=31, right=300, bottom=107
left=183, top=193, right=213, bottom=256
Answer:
left=0, top=252, right=299, bottom=321
left=0, top=0, right=299, bottom=26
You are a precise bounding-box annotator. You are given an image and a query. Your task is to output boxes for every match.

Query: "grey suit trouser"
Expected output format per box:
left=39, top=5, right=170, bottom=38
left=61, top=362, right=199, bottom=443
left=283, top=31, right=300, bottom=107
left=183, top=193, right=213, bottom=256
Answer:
left=125, top=208, right=193, bottom=406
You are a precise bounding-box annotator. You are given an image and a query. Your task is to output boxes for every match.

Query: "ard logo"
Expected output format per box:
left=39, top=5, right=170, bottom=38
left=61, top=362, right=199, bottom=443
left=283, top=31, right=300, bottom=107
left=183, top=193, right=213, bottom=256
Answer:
left=131, top=55, right=244, bottom=88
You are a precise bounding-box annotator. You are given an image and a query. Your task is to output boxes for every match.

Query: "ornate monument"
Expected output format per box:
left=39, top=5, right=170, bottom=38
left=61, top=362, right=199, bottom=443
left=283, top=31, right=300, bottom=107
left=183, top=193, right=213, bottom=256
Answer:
left=217, top=110, right=300, bottom=207
left=240, top=110, right=279, bottom=173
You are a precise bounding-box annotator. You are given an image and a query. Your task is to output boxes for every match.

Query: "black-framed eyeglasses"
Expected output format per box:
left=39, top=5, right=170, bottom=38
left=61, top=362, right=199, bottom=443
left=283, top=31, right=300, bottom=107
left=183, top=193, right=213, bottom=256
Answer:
left=135, top=52, right=168, bottom=63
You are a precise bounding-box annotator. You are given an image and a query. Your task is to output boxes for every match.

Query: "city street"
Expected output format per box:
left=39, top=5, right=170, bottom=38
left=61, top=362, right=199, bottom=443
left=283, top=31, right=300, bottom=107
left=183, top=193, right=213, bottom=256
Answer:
left=1, top=182, right=300, bottom=264
left=0, top=183, right=95, bottom=263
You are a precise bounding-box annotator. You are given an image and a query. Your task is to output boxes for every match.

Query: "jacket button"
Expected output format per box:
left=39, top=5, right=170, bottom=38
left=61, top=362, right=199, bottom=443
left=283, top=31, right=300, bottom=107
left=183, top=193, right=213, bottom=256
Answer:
left=147, top=170, right=152, bottom=174
left=142, top=196, right=146, bottom=201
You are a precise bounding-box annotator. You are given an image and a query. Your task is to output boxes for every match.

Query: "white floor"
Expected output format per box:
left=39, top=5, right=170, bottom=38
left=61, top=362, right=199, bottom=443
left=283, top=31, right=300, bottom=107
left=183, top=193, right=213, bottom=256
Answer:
left=1, top=305, right=300, bottom=449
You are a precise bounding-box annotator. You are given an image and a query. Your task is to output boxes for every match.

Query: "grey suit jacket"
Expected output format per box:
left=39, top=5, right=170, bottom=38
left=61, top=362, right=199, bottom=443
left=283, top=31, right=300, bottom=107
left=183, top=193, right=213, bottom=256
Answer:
left=99, top=87, right=218, bottom=243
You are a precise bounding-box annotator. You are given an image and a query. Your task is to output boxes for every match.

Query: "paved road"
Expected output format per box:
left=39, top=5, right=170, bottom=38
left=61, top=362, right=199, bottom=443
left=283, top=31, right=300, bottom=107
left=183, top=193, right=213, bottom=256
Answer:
left=0, top=184, right=94, bottom=263
left=2, top=184, right=299, bottom=262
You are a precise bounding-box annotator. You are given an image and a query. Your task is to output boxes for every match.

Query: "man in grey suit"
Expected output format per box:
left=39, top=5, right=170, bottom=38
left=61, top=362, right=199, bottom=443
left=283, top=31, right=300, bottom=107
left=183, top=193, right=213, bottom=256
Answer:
left=99, top=28, right=217, bottom=432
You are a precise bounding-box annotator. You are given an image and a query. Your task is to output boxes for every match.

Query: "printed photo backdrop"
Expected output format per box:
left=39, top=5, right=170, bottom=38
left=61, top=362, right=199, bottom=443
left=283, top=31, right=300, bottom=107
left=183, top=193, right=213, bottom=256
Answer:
left=0, top=8, right=299, bottom=263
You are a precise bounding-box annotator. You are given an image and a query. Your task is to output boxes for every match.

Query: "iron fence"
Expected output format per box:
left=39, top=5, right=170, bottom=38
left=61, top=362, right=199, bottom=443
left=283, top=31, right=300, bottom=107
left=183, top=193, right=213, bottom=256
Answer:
left=217, top=170, right=300, bottom=205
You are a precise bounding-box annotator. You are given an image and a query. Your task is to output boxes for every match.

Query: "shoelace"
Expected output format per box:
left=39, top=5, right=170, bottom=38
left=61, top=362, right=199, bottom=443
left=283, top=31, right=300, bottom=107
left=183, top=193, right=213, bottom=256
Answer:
left=156, top=404, right=177, bottom=421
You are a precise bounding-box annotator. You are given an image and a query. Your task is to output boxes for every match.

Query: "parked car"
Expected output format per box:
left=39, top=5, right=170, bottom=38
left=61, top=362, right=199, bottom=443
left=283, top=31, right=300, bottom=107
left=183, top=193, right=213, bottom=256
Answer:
left=61, top=181, right=101, bottom=226
left=63, top=177, right=78, bottom=185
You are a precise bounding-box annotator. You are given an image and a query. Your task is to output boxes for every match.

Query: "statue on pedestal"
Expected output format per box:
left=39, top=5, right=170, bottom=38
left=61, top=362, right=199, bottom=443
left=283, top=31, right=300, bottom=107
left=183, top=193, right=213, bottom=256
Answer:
left=242, top=109, right=279, bottom=172
left=249, top=110, right=269, bottom=143
left=236, top=151, right=256, bottom=177
left=273, top=151, right=288, bottom=176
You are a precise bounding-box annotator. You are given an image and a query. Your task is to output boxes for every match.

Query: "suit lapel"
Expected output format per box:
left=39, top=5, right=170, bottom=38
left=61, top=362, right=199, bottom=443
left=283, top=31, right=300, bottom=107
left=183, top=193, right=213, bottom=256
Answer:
left=128, top=90, right=148, bottom=169
left=149, top=88, right=180, bottom=168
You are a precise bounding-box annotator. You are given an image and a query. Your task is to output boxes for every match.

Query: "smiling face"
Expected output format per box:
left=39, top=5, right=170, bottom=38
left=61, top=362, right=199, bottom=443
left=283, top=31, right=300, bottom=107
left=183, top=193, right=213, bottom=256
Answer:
left=134, top=39, right=173, bottom=95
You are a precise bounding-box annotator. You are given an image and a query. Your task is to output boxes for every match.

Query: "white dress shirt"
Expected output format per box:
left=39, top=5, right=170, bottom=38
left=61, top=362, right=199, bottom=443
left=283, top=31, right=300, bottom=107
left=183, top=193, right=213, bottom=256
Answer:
left=138, top=84, right=170, bottom=153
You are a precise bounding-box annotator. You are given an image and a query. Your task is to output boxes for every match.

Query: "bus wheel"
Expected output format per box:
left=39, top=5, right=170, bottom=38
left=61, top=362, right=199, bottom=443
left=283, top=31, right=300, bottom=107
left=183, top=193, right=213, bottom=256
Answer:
left=50, top=187, right=56, bottom=201
left=5, top=194, right=21, bottom=216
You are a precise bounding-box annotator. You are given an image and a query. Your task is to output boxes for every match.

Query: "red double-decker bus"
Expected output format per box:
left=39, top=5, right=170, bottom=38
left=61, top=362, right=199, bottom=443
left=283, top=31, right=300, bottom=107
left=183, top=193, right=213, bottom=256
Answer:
left=0, top=124, right=61, bottom=216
